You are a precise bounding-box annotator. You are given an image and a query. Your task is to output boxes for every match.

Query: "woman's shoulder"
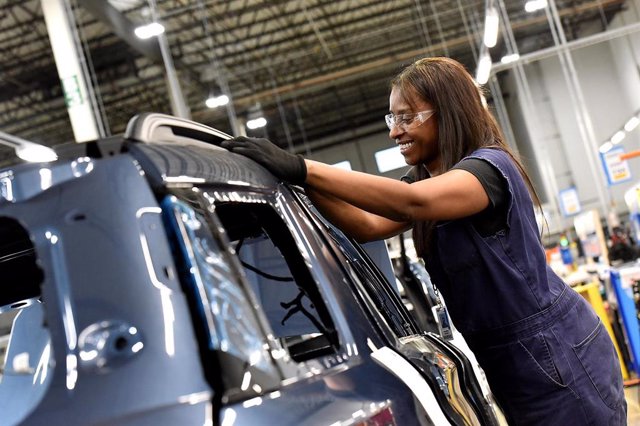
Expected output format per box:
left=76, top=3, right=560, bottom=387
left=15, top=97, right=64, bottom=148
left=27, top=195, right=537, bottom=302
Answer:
left=464, top=147, right=514, bottom=171
left=468, top=147, right=509, bottom=160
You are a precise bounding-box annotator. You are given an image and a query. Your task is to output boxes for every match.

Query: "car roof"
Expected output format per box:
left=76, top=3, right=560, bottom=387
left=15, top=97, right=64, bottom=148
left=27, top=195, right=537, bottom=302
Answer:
left=0, top=113, right=281, bottom=202
left=123, top=112, right=279, bottom=190
left=128, top=142, right=279, bottom=190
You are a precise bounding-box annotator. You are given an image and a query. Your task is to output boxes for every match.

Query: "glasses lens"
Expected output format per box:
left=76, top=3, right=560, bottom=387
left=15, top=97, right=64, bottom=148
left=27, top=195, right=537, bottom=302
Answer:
left=405, top=110, right=434, bottom=130
left=384, top=114, right=394, bottom=130
left=386, top=110, right=434, bottom=131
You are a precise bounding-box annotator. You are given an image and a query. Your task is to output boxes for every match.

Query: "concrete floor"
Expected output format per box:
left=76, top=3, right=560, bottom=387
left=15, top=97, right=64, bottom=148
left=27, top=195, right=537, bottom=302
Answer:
left=627, top=386, right=640, bottom=425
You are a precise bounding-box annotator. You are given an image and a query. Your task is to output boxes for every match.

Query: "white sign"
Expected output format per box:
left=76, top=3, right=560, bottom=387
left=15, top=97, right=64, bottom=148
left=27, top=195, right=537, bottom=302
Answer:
left=559, top=187, right=581, bottom=217
left=601, top=147, right=632, bottom=185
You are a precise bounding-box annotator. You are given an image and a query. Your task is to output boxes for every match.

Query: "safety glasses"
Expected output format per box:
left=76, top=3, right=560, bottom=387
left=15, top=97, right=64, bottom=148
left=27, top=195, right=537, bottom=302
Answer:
left=384, top=110, right=436, bottom=131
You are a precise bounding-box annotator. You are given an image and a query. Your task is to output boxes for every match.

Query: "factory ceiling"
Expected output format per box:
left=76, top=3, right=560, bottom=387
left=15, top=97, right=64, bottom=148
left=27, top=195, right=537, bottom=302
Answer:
left=0, top=0, right=629, bottom=162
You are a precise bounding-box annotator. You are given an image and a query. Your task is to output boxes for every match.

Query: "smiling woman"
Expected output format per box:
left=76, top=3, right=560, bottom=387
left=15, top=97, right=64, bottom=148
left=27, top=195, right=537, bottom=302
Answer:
left=387, top=89, right=439, bottom=171
left=386, top=109, right=437, bottom=160
left=222, top=56, right=627, bottom=425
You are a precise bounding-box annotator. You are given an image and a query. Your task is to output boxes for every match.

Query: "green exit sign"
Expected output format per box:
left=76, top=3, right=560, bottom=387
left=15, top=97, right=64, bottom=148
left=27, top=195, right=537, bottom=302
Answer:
left=61, top=75, right=84, bottom=108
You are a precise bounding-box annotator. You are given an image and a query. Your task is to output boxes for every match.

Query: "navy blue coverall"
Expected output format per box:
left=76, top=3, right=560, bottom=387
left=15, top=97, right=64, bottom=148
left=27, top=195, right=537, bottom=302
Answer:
left=425, top=148, right=626, bottom=425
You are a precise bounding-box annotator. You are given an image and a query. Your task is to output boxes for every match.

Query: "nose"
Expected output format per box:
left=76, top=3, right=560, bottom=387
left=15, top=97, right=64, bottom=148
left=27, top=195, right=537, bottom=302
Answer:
left=389, top=124, right=403, bottom=140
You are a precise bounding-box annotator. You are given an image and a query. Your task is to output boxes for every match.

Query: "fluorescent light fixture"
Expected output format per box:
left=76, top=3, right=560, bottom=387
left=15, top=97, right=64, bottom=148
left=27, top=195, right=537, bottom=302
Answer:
left=475, top=53, right=492, bottom=85
left=611, top=130, right=626, bottom=144
left=246, top=117, right=267, bottom=129
left=331, top=160, right=352, bottom=170
left=483, top=7, right=499, bottom=48
left=500, top=53, right=520, bottom=64
left=599, top=142, right=613, bottom=154
left=374, top=146, right=406, bottom=173
left=15, top=145, right=58, bottom=163
left=525, top=0, right=547, bottom=13
left=134, top=22, right=165, bottom=39
left=205, top=95, right=229, bottom=108
left=0, top=130, right=58, bottom=163
left=624, top=116, right=640, bottom=132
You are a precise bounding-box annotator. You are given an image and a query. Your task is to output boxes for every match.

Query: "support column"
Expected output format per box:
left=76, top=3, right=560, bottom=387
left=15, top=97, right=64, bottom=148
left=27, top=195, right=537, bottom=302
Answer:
left=158, top=32, right=190, bottom=119
left=546, top=0, right=609, bottom=214
left=42, top=0, right=104, bottom=142
left=496, top=0, right=563, bottom=225
left=149, top=0, right=190, bottom=119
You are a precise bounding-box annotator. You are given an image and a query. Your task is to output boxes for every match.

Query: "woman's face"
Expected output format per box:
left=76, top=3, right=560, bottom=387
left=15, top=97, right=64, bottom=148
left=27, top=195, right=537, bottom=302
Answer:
left=388, top=86, right=441, bottom=173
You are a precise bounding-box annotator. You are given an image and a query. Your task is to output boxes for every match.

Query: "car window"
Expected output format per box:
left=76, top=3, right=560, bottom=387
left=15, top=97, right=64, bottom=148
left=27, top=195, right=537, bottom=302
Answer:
left=213, top=200, right=340, bottom=363
left=0, top=217, right=53, bottom=425
left=162, top=196, right=280, bottom=400
left=291, top=190, right=417, bottom=338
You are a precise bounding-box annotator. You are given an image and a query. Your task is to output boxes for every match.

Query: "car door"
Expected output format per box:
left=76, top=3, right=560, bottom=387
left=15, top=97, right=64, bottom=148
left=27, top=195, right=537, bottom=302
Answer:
left=290, top=187, right=500, bottom=426
left=162, top=186, right=437, bottom=426
left=0, top=154, right=213, bottom=426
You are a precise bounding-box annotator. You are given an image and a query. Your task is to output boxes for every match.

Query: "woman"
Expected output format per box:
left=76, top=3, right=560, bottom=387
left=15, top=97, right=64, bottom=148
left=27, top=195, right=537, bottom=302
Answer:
left=222, top=57, right=626, bottom=425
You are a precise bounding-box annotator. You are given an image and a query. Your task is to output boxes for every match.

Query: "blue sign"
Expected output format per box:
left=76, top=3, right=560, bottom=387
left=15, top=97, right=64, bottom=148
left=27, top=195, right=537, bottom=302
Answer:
left=600, top=146, right=632, bottom=186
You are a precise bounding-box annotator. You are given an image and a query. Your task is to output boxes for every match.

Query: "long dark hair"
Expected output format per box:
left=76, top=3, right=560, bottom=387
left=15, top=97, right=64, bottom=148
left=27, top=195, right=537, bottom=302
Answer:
left=391, top=57, right=541, bottom=258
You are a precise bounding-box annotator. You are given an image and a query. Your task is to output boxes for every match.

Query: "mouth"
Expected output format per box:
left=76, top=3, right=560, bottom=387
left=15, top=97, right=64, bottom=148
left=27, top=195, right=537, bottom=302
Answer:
left=397, top=140, right=414, bottom=154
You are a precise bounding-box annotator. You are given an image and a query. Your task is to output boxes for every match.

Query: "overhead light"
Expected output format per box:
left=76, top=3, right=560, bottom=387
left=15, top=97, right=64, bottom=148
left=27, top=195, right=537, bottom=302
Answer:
left=500, top=53, right=520, bottom=64
left=483, top=7, right=499, bottom=48
left=205, top=95, right=229, bottom=108
left=246, top=117, right=267, bottom=129
left=246, top=103, right=267, bottom=129
left=624, top=116, right=640, bottom=132
left=525, top=0, right=547, bottom=13
left=599, top=141, right=613, bottom=154
left=475, top=52, right=492, bottom=85
left=611, top=130, right=626, bottom=144
left=134, top=22, right=165, bottom=39
left=0, top=130, right=58, bottom=163
left=15, top=145, right=58, bottom=163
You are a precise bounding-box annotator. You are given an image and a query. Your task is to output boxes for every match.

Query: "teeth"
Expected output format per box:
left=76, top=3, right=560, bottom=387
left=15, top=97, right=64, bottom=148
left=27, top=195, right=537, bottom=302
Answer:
left=398, top=141, right=414, bottom=153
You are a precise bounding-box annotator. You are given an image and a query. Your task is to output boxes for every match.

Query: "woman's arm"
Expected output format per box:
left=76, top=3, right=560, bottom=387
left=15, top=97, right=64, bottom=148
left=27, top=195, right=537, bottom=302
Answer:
left=219, top=137, right=489, bottom=224
left=306, top=187, right=411, bottom=243
left=305, top=160, right=489, bottom=222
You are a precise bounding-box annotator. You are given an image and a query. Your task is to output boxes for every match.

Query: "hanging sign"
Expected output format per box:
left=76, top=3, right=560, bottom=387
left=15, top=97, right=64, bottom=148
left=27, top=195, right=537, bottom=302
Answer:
left=61, top=75, right=85, bottom=108
left=559, top=187, right=581, bottom=217
left=601, top=146, right=632, bottom=186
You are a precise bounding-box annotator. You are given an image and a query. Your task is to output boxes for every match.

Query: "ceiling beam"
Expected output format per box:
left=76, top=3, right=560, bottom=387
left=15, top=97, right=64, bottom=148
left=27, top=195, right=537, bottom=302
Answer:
left=78, top=0, right=204, bottom=89
left=78, top=0, right=162, bottom=61
left=228, top=0, right=623, bottom=108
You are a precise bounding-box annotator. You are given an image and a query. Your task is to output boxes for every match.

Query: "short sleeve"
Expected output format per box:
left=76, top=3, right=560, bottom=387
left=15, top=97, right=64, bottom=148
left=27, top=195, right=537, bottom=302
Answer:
left=452, top=158, right=508, bottom=236
left=452, top=158, right=506, bottom=209
left=400, top=166, right=418, bottom=184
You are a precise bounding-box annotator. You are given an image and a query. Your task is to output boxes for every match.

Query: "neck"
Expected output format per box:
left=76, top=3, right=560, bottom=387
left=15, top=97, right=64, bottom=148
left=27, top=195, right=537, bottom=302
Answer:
left=424, top=162, right=441, bottom=177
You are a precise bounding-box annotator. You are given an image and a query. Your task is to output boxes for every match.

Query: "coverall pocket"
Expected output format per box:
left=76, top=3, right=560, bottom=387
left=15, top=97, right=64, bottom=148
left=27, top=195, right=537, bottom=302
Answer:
left=572, top=319, right=623, bottom=410
left=476, top=336, right=571, bottom=403
left=517, top=332, right=566, bottom=388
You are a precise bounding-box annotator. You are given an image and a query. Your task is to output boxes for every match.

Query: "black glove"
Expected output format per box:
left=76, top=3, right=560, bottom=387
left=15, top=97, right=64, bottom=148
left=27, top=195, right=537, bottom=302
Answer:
left=221, top=136, right=307, bottom=185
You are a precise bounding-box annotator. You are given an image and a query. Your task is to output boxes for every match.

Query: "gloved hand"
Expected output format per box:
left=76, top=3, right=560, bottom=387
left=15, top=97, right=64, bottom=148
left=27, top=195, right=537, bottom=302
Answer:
left=221, top=136, right=307, bottom=185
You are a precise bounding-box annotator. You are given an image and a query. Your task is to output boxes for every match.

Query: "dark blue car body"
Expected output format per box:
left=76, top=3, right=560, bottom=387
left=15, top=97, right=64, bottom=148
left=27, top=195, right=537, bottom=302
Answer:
left=0, top=114, right=500, bottom=425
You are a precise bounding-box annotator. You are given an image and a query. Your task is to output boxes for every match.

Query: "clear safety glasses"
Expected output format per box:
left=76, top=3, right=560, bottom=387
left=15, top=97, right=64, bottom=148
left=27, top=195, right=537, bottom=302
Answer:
left=384, top=110, right=436, bottom=131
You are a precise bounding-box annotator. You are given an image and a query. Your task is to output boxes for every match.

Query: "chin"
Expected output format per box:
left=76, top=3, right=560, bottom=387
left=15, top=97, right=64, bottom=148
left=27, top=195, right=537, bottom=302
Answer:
left=402, top=156, right=418, bottom=166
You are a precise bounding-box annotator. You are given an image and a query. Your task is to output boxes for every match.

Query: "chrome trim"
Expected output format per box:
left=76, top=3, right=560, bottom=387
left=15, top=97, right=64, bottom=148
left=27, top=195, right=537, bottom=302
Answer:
left=125, top=113, right=231, bottom=145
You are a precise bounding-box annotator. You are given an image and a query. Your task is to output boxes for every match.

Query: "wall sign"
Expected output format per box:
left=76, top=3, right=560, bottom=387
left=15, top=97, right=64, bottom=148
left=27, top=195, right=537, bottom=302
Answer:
left=61, top=75, right=84, bottom=108
left=601, top=146, right=632, bottom=186
left=559, top=187, right=581, bottom=217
